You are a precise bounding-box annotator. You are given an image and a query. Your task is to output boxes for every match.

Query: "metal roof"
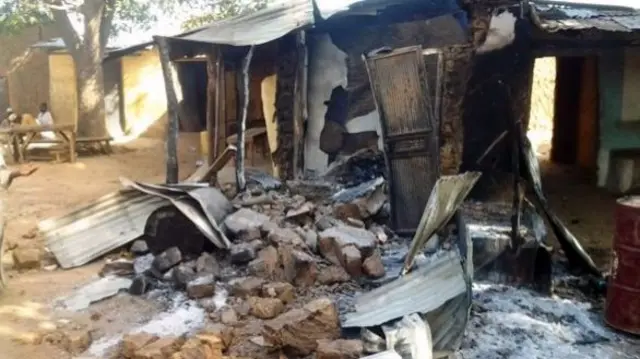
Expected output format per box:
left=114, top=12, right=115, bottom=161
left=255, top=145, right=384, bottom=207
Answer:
left=531, top=1, right=640, bottom=32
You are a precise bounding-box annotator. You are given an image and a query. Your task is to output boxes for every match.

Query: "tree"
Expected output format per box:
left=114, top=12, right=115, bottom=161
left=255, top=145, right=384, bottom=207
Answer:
left=181, top=0, right=269, bottom=30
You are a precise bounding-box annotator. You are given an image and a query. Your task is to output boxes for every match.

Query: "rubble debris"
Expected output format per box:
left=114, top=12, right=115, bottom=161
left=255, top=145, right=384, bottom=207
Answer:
left=224, top=208, right=270, bottom=236
left=340, top=245, right=363, bottom=277
left=134, top=253, right=154, bottom=275
left=130, top=240, right=150, bottom=255
left=172, top=265, right=196, bottom=290
left=134, top=336, right=184, bottom=359
left=280, top=246, right=318, bottom=286
left=61, top=329, right=93, bottom=355
left=322, top=148, right=386, bottom=187
left=263, top=297, right=340, bottom=356
left=231, top=277, right=266, bottom=298
left=152, top=247, right=183, bottom=273
left=285, top=201, right=315, bottom=220
left=62, top=276, right=133, bottom=311
left=346, top=218, right=365, bottom=228
left=12, top=247, right=43, bottom=270
left=360, top=350, right=403, bottom=359
left=122, top=333, right=159, bottom=358
left=248, top=246, right=280, bottom=279
left=297, top=228, right=319, bottom=252
left=362, top=251, right=386, bottom=278
left=129, top=275, right=151, bottom=296
left=248, top=296, right=285, bottom=319
left=332, top=177, right=385, bottom=204
left=286, top=179, right=339, bottom=200
left=220, top=308, right=238, bottom=325
left=267, top=228, right=305, bottom=247
left=246, top=168, right=283, bottom=190
left=316, top=216, right=338, bottom=231
left=186, top=275, right=216, bottom=299
left=316, top=339, right=364, bottom=359
left=261, top=282, right=295, bottom=304
left=317, top=266, right=351, bottom=285
left=230, top=243, right=257, bottom=264
left=100, top=258, right=134, bottom=277
left=195, top=252, right=220, bottom=276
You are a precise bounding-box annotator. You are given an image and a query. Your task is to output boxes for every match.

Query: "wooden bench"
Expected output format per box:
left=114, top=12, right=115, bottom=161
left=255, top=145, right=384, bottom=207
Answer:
left=226, top=127, right=267, bottom=166
left=76, top=136, right=113, bottom=154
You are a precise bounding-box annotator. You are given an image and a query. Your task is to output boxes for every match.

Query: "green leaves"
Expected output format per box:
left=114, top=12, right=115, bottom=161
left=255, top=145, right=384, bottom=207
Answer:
left=181, top=0, right=270, bottom=31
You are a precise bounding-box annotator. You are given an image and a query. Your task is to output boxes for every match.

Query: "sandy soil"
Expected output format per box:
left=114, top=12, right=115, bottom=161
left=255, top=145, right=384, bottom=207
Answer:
left=0, top=134, right=202, bottom=359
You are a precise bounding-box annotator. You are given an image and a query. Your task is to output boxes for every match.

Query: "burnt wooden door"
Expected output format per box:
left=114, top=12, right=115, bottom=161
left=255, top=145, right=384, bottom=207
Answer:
left=364, top=46, right=443, bottom=236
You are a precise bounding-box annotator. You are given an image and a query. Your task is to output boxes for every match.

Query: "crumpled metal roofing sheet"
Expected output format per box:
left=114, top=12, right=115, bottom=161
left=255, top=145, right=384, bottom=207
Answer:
left=171, top=0, right=315, bottom=46
left=40, top=190, right=169, bottom=269
left=341, top=250, right=467, bottom=328
left=532, top=2, right=640, bottom=32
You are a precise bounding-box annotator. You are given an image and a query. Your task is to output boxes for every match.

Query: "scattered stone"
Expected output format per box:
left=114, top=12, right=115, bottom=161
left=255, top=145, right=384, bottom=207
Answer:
left=333, top=203, right=364, bottom=221
left=134, top=253, right=154, bottom=274
left=233, top=300, right=251, bottom=318
left=12, top=248, right=42, bottom=270
left=267, top=228, right=305, bottom=247
left=100, top=258, right=135, bottom=277
left=263, top=298, right=340, bottom=356
left=220, top=308, right=238, bottom=325
left=130, top=240, right=150, bottom=255
left=316, top=216, right=336, bottom=231
left=195, top=253, right=220, bottom=276
left=285, top=202, right=315, bottom=219
left=362, top=251, right=386, bottom=278
left=129, top=275, right=151, bottom=296
left=186, top=275, right=216, bottom=299
left=61, top=329, right=92, bottom=355
left=134, top=336, right=184, bottom=359
left=346, top=218, right=365, bottom=228
left=319, top=226, right=376, bottom=265
left=340, top=245, right=363, bottom=278
left=370, top=225, right=388, bottom=244
left=286, top=180, right=337, bottom=200
left=261, top=282, right=295, bottom=304
left=236, top=227, right=262, bottom=242
left=224, top=208, right=270, bottom=236
left=316, top=339, right=364, bottom=359
left=199, top=324, right=235, bottom=350
left=172, top=264, right=196, bottom=290
left=230, top=243, right=257, bottom=264
left=248, top=246, right=280, bottom=279
left=279, top=246, right=317, bottom=287
left=43, top=264, right=58, bottom=271
left=260, top=221, right=279, bottom=237
left=152, top=247, right=183, bottom=273
left=231, top=277, right=265, bottom=298
left=248, top=297, right=285, bottom=319
left=317, top=266, right=351, bottom=285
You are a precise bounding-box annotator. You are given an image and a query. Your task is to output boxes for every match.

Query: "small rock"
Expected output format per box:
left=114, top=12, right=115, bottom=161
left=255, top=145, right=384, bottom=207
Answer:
left=220, top=308, right=238, bottom=325
left=186, top=275, right=216, bottom=299
left=248, top=246, right=280, bottom=280
left=346, top=218, right=365, bottom=228
left=233, top=300, right=251, bottom=318
left=230, top=243, right=257, bottom=264
left=248, top=297, right=284, bottom=319
left=261, top=282, right=295, bottom=304
left=333, top=203, right=364, bottom=221
left=12, top=248, right=42, bottom=270
left=319, top=226, right=376, bottom=257
left=267, top=228, right=305, bottom=247
left=172, top=264, right=196, bottom=289
left=279, top=246, right=317, bottom=287
left=231, top=277, right=265, bottom=298
left=134, top=336, right=184, bottom=359
left=61, top=329, right=92, bottom=355
left=134, top=253, right=154, bottom=274
left=340, top=245, right=363, bottom=277
left=224, top=208, right=270, bottom=236
left=263, top=298, right=340, bottom=356
left=316, top=216, right=336, bottom=231
left=121, top=333, right=159, bottom=358
left=100, top=258, right=134, bottom=277
left=152, top=247, right=182, bottom=273
left=129, top=275, right=151, bottom=296
left=195, top=253, right=219, bottom=276
left=130, top=240, right=150, bottom=255
left=236, top=227, right=262, bottom=242
left=260, top=221, right=279, bottom=237
left=370, top=225, right=388, bottom=244
left=199, top=324, right=235, bottom=349
left=362, top=251, right=386, bottom=278
left=316, top=339, right=364, bottom=359
left=317, top=266, right=351, bottom=285
left=302, top=230, right=318, bottom=253
left=285, top=202, right=315, bottom=219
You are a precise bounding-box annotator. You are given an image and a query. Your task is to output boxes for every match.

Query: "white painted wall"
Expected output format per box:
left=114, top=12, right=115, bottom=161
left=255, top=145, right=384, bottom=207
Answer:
left=305, top=33, right=383, bottom=174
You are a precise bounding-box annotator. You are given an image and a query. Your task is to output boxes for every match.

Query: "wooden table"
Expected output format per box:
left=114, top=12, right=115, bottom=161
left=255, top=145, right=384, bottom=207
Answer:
left=0, top=124, right=77, bottom=163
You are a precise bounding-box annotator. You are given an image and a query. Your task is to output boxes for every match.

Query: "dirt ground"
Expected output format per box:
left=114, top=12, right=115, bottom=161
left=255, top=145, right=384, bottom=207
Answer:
left=0, top=131, right=621, bottom=359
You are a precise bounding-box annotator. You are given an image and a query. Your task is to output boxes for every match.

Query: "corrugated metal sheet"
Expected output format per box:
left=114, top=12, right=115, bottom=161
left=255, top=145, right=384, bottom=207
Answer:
left=40, top=190, right=169, bottom=269
left=315, top=0, right=457, bottom=19
left=170, top=0, right=315, bottom=46
left=532, top=2, right=640, bottom=32
left=61, top=276, right=133, bottom=311
left=402, top=172, right=481, bottom=274
left=342, top=250, right=467, bottom=328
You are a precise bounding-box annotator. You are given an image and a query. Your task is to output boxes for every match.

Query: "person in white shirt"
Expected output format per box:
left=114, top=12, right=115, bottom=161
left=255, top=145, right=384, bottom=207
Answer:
left=36, top=102, right=56, bottom=139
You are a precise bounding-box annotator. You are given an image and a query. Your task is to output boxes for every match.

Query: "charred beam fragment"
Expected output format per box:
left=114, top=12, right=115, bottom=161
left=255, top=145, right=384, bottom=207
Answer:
left=293, top=31, right=308, bottom=179
left=235, top=46, right=255, bottom=192
left=154, top=36, right=180, bottom=184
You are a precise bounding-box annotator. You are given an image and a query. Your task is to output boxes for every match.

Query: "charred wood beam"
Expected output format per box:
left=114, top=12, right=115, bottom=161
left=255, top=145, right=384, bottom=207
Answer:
left=154, top=36, right=180, bottom=184
left=292, top=31, right=308, bottom=179
left=235, top=46, right=255, bottom=192
left=206, top=49, right=217, bottom=166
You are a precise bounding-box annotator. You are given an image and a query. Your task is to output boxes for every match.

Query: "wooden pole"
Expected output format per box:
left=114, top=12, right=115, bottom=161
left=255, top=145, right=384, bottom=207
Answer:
left=154, top=36, right=180, bottom=184
left=206, top=49, right=217, bottom=166
left=215, top=50, right=226, bottom=161
left=235, top=46, right=255, bottom=192
left=292, top=31, right=308, bottom=179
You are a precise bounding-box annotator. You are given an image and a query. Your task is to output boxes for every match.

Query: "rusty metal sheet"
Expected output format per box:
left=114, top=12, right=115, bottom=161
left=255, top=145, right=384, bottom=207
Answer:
left=364, top=46, right=442, bottom=236
left=612, top=15, right=640, bottom=30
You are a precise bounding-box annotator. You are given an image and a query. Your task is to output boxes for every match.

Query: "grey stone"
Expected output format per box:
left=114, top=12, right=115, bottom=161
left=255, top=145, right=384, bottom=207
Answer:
left=318, top=226, right=376, bottom=264
left=172, top=264, right=196, bottom=289
left=152, top=247, right=182, bottom=273
left=224, top=208, right=270, bottom=236
left=230, top=243, right=257, bottom=264
left=195, top=253, right=220, bottom=276
left=267, top=228, right=305, bottom=247
left=134, top=253, right=154, bottom=275
left=130, top=240, right=149, bottom=255
left=129, top=275, right=151, bottom=295
left=186, top=274, right=216, bottom=299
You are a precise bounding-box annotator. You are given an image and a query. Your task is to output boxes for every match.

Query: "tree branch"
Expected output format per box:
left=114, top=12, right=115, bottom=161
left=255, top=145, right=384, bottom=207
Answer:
left=100, top=0, right=116, bottom=51
left=51, top=7, right=81, bottom=55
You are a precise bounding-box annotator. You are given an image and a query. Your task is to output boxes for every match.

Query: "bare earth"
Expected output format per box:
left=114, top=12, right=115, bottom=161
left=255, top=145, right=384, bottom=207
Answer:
left=0, top=132, right=621, bottom=359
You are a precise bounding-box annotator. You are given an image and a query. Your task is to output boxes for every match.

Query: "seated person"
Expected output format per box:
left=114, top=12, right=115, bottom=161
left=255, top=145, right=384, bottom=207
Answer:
left=36, top=102, right=55, bottom=139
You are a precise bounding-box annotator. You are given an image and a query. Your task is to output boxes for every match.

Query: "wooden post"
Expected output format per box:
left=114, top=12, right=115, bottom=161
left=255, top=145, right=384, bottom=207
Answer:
left=154, top=36, right=180, bottom=184
left=215, top=51, right=226, bottom=160
left=206, top=49, right=217, bottom=166
left=235, top=46, right=255, bottom=192
left=292, top=31, right=308, bottom=179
